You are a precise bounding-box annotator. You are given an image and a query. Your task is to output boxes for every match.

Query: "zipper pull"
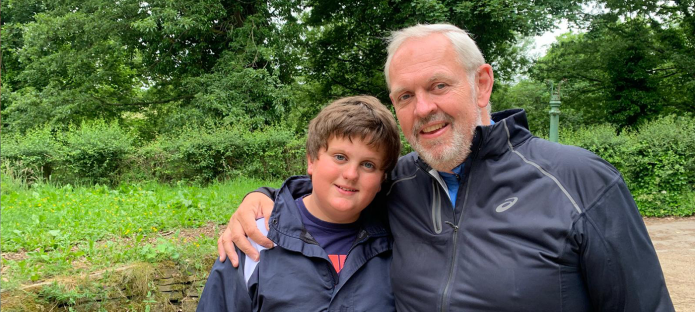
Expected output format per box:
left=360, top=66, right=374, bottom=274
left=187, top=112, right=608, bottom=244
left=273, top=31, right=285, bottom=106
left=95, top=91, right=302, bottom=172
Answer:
left=444, top=221, right=459, bottom=232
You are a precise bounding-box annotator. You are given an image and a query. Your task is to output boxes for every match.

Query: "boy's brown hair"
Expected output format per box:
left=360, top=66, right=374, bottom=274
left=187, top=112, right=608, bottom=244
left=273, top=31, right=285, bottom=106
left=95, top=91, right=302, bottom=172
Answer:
left=306, top=95, right=401, bottom=173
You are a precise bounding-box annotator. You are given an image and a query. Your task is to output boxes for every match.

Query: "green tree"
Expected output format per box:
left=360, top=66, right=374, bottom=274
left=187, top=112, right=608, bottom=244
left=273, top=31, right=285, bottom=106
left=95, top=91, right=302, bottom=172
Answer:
left=270, top=0, right=586, bottom=111
left=1, top=0, right=290, bottom=136
left=2, top=0, right=587, bottom=138
left=531, top=1, right=695, bottom=130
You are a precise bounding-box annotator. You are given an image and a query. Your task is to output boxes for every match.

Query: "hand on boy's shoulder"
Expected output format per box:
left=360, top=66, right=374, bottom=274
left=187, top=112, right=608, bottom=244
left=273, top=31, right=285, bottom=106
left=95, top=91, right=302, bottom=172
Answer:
left=242, top=218, right=273, bottom=284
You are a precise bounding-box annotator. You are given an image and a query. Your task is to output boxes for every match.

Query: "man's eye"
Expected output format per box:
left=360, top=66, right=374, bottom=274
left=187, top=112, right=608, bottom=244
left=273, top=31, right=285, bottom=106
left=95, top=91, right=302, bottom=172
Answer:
left=334, top=154, right=346, bottom=161
left=435, top=83, right=446, bottom=90
left=399, top=94, right=412, bottom=101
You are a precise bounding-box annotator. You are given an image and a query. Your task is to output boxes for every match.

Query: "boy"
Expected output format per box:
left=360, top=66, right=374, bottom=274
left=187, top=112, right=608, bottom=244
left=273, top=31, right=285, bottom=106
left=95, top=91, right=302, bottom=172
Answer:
left=197, top=95, right=401, bottom=311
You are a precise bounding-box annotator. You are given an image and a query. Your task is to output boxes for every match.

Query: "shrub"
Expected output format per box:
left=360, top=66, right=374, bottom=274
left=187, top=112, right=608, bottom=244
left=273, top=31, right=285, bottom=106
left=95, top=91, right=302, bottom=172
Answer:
left=128, top=124, right=306, bottom=183
left=561, top=123, right=630, bottom=174
left=59, top=120, right=134, bottom=184
left=561, top=115, right=695, bottom=216
left=626, top=116, right=695, bottom=216
left=1, top=125, right=60, bottom=182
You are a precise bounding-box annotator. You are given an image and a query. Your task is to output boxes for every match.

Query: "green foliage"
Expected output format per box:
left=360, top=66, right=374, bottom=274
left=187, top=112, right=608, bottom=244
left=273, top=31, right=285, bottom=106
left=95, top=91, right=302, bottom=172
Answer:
left=562, top=115, right=695, bottom=216
left=491, top=80, right=585, bottom=136
left=37, top=282, right=97, bottom=307
left=1, top=0, right=289, bottom=138
left=128, top=124, right=306, bottom=183
left=560, top=123, right=630, bottom=174
left=279, top=0, right=584, bottom=107
left=1, top=125, right=60, bottom=181
left=0, top=176, right=279, bottom=292
left=0, top=176, right=276, bottom=253
left=531, top=1, right=695, bottom=130
left=627, top=116, right=695, bottom=215
left=3, top=0, right=585, bottom=136
left=60, top=120, right=135, bottom=184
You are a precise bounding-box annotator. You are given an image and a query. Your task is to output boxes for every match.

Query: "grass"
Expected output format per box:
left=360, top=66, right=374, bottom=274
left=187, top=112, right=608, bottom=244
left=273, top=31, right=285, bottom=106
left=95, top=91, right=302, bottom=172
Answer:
left=0, top=174, right=282, bottom=310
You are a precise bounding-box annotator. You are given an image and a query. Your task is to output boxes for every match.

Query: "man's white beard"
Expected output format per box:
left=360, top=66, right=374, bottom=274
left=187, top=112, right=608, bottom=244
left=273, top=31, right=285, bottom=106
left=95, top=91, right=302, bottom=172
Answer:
left=409, top=107, right=481, bottom=172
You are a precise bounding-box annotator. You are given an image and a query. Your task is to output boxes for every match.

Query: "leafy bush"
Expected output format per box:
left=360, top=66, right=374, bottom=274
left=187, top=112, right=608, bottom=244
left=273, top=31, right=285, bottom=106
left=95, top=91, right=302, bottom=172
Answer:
left=127, top=124, right=306, bottom=183
left=561, top=123, right=630, bottom=174
left=4, top=114, right=691, bottom=217
left=562, top=115, right=695, bottom=216
left=627, top=116, right=695, bottom=216
left=59, top=120, right=134, bottom=184
left=1, top=125, right=60, bottom=182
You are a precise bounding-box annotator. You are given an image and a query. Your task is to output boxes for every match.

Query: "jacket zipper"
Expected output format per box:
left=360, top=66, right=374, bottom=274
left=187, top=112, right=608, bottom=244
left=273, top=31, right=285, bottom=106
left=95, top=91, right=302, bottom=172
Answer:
left=303, top=234, right=340, bottom=286
left=436, top=149, right=479, bottom=311
left=440, top=220, right=459, bottom=312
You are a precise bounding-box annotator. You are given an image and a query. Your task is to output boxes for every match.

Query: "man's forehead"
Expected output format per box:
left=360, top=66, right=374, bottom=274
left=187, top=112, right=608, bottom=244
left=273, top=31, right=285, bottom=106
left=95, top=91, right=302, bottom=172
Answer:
left=392, top=34, right=450, bottom=59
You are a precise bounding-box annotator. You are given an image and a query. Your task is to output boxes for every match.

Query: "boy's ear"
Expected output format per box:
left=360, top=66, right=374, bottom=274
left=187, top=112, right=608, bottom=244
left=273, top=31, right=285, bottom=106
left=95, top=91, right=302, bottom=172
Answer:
left=306, top=154, right=314, bottom=176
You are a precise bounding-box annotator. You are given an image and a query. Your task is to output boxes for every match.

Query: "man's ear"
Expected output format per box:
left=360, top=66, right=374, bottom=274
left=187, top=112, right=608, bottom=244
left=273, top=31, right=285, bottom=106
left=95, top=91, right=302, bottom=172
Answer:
left=306, top=153, right=314, bottom=176
left=475, top=64, right=494, bottom=109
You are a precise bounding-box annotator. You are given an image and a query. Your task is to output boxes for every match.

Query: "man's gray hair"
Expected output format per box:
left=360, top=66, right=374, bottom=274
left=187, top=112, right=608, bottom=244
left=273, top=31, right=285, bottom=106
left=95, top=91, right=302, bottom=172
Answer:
left=384, top=24, right=486, bottom=90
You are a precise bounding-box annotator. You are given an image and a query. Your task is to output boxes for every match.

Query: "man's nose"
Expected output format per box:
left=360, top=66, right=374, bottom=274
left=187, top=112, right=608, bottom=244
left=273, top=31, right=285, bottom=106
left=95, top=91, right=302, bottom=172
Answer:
left=414, top=93, right=437, bottom=118
left=342, top=163, right=359, bottom=181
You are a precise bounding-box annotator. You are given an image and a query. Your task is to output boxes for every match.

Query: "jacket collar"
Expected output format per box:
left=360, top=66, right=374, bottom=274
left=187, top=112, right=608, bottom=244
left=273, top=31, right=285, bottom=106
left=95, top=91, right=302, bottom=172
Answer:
left=267, top=176, right=390, bottom=256
left=416, top=109, right=532, bottom=171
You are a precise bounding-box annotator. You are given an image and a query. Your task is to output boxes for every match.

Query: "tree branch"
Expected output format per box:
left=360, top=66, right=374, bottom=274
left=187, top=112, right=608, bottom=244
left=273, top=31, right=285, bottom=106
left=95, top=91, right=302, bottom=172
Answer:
left=90, top=94, right=194, bottom=107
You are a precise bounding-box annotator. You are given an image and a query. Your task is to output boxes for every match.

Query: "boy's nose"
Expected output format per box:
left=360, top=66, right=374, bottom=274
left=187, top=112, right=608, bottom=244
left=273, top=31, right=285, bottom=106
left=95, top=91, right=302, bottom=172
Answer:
left=342, top=164, right=359, bottom=181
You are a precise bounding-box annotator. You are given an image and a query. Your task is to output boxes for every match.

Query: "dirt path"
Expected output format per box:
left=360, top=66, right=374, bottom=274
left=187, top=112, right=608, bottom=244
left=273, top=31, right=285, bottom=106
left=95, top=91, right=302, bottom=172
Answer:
left=644, top=216, right=695, bottom=312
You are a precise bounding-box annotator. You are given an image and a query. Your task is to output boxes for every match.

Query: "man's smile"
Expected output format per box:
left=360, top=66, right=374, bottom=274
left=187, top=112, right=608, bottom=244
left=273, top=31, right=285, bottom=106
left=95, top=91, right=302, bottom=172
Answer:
left=421, top=122, right=449, bottom=135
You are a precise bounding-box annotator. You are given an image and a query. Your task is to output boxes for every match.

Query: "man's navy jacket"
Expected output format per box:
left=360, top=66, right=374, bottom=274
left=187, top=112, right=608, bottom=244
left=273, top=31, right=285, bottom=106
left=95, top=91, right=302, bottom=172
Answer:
left=384, top=109, right=673, bottom=311
left=197, top=176, right=395, bottom=312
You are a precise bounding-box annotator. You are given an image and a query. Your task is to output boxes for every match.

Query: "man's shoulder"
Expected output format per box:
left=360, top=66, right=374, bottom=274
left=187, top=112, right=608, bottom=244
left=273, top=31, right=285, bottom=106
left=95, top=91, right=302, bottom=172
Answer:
left=517, top=137, right=625, bottom=209
left=389, top=152, right=420, bottom=180
left=519, top=137, right=618, bottom=173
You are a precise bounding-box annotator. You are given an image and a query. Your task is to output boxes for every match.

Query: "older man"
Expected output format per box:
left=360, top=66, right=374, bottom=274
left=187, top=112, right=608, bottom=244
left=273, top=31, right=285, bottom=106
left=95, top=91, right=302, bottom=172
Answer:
left=218, top=24, right=674, bottom=311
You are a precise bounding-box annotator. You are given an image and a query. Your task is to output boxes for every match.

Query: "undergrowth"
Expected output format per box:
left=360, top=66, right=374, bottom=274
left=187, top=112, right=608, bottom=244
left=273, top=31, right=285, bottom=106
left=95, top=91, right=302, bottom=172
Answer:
left=0, top=175, right=281, bottom=310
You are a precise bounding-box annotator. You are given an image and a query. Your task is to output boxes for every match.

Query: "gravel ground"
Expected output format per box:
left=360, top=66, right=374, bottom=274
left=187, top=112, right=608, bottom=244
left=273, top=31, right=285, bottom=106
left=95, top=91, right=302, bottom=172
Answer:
left=644, top=216, right=695, bottom=312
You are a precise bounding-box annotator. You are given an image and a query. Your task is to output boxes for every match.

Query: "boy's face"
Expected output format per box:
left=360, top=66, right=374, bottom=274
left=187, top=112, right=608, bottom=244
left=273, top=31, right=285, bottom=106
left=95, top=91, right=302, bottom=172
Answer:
left=305, top=136, right=386, bottom=223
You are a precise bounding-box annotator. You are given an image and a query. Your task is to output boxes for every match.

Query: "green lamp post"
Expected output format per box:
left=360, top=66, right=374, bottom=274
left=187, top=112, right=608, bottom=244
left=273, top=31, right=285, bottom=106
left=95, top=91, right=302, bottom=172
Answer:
left=548, top=81, right=564, bottom=143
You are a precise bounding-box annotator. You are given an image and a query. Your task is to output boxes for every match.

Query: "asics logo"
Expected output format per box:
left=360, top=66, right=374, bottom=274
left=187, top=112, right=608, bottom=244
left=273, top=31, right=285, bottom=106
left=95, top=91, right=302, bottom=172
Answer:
left=495, top=197, right=518, bottom=213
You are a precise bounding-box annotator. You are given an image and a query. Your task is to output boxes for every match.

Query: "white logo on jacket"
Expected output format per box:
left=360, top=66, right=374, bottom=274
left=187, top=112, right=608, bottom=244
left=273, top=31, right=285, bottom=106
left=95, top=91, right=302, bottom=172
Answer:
left=495, top=197, right=518, bottom=213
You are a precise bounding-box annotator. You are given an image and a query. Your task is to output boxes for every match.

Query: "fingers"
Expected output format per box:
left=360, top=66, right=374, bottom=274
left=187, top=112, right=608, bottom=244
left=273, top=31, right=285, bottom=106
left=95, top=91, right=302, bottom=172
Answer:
left=217, top=235, right=227, bottom=262
left=234, top=197, right=274, bottom=249
left=236, top=206, right=274, bottom=249
left=217, top=230, right=239, bottom=267
left=261, top=197, right=274, bottom=231
left=231, top=218, right=261, bottom=261
left=218, top=226, right=239, bottom=267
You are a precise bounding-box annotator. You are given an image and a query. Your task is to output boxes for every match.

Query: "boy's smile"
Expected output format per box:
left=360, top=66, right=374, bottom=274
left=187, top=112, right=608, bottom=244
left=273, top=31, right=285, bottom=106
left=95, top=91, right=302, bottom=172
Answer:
left=304, top=136, right=386, bottom=224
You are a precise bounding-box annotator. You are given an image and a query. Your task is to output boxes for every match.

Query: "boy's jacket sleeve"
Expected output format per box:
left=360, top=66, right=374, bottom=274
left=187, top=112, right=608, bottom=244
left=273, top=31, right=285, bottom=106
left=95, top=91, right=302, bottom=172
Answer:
left=197, top=250, right=253, bottom=312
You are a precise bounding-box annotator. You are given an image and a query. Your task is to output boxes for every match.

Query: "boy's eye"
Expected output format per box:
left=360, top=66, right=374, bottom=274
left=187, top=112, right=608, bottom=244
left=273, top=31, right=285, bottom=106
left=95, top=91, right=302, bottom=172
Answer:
left=362, top=162, right=375, bottom=170
left=334, top=154, right=347, bottom=161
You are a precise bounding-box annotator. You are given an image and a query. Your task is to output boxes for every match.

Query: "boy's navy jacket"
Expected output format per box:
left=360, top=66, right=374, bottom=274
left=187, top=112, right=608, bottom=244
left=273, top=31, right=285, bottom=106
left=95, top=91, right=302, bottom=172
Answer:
left=197, top=176, right=395, bottom=312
